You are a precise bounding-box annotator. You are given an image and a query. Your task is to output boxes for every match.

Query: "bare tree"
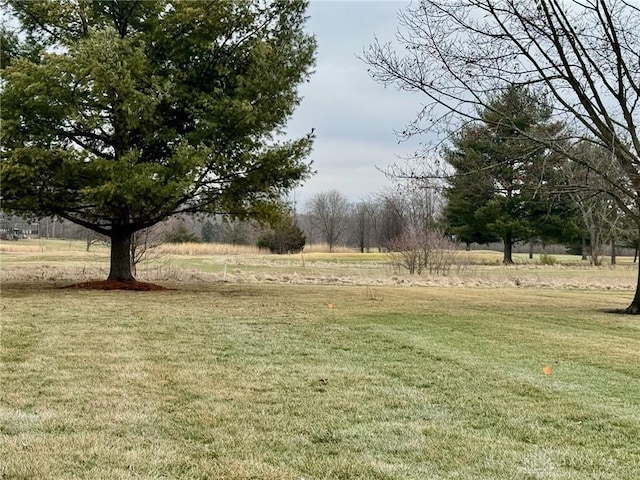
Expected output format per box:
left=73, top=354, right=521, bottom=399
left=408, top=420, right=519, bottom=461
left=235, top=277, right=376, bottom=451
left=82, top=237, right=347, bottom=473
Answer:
left=564, top=143, right=626, bottom=265
left=352, top=198, right=379, bottom=253
left=377, top=193, right=407, bottom=249
left=306, top=190, right=352, bottom=252
left=130, top=224, right=166, bottom=275
left=387, top=226, right=460, bottom=275
left=576, top=191, right=624, bottom=266
left=378, top=180, right=444, bottom=248
left=362, top=0, right=640, bottom=312
left=86, top=230, right=109, bottom=251
left=387, top=226, right=424, bottom=275
left=398, top=178, right=443, bottom=234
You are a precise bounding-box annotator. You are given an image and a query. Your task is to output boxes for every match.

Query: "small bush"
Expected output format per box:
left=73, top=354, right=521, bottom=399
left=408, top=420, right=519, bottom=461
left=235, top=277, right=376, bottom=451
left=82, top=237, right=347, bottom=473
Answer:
left=386, top=227, right=461, bottom=275
left=257, top=218, right=306, bottom=254
left=164, top=222, right=200, bottom=243
left=539, top=253, right=557, bottom=265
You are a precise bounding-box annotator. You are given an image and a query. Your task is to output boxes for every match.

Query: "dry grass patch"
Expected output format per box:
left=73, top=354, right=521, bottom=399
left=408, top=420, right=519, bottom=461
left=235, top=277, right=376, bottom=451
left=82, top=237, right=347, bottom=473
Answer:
left=2, top=244, right=639, bottom=295
left=154, top=242, right=267, bottom=256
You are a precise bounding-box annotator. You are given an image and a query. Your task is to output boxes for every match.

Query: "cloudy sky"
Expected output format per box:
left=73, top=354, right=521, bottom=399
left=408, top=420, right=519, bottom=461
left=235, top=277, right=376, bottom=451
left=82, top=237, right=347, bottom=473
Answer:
left=286, top=0, right=423, bottom=204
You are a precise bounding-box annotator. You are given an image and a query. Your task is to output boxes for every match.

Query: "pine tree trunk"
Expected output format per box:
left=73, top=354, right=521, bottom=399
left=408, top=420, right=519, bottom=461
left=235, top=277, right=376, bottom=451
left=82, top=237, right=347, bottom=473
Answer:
left=503, top=233, right=514, bottom=265
left=108, top=227, right=135, bottom=282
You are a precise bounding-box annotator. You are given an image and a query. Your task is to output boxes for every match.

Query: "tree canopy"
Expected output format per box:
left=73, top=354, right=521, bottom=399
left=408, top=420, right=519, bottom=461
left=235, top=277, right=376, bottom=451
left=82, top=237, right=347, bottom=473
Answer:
left=306, top=190, right=351, bottom=252
left=1, top=0, right=316, bottom=282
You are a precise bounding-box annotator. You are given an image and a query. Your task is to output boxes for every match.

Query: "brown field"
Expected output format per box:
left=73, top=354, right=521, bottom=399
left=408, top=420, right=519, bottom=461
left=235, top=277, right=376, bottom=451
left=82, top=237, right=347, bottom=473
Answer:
left=0, top=239, right=637, bottom=294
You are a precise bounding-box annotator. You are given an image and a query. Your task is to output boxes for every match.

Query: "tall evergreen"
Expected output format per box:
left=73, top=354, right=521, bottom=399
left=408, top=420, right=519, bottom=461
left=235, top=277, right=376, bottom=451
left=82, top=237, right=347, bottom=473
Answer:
left=1, top=0, right=316, bottom=282
left=443, top=86, right=564, bottom=263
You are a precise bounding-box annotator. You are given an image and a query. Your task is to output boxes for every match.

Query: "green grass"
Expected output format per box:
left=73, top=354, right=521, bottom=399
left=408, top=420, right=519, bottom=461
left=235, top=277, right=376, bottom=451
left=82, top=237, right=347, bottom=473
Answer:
left=1, top=281, right=639, bottom=479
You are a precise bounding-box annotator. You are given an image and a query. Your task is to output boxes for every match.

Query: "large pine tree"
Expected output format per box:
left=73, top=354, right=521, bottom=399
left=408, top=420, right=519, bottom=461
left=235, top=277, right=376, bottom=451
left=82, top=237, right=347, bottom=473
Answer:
left=1, top=0, right=316, bottom=282
left=443, top=86, right=564, bottom=263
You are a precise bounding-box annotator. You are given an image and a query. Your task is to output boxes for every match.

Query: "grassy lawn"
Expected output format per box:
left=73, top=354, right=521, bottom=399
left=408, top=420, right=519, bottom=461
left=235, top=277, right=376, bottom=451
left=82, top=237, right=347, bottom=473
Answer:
left=2, top=278, right=639, bottom=479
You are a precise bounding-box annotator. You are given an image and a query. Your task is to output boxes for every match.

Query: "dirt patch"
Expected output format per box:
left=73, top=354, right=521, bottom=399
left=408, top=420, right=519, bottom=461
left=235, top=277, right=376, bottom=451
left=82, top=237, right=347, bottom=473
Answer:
left=61, top=280, right=169, bottom=291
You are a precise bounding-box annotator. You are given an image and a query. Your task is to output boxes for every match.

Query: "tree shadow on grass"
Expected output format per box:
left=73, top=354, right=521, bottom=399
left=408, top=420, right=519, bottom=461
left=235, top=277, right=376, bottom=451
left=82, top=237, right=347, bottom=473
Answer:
left=61, top=280, right=170, bottom=291
left=600, top=308, right=638, bottom=316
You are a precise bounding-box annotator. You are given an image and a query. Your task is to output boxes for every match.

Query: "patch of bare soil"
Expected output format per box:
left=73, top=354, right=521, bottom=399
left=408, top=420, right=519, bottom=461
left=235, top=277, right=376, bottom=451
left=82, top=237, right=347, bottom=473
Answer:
left=61, top=280, right=169, bottom=291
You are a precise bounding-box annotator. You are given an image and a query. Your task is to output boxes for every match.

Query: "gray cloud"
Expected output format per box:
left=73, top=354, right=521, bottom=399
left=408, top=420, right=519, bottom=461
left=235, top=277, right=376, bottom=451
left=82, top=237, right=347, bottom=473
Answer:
left=287, top=1, right=423, bottom=202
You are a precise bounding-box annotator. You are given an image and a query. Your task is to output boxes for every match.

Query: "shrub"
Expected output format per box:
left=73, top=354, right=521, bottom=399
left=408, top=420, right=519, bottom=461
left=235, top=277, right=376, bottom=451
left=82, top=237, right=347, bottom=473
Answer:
left=386, top=227, right=461, bottom=275
left=164, top=222, right=200, bottom=243
left=257, top=218, right=306, bottom=254
left=539, top=253, right=557, bottom=266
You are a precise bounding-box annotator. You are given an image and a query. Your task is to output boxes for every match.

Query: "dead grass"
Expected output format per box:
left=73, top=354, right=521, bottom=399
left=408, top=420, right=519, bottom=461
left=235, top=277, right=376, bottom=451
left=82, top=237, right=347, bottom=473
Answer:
left=0, top=240, right=48, bottom=253
left=0, top=240, right=637, bottom=314
left=0, top=239, right=107, bottom=253
left=154, top=242, right=267, bottom=256
left=301, top=243, right=360, bottom=253
left=154, top=242, right=362, bottom=255
left=2, top=250, right=637, bottom=295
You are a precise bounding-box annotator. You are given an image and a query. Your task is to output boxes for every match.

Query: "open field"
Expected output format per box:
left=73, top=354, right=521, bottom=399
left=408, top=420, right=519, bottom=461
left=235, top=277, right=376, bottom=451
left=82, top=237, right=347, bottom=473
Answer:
left=1, top=240, right=640, bottom=479
left=1, top=239, right=638, bottom=292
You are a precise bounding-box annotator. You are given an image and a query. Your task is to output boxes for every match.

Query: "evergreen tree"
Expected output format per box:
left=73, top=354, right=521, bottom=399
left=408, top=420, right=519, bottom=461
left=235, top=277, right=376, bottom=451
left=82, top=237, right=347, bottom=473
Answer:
left=257, top=216, right=306, bottom=254
left=443, top=86, right=563, bottom=263
left=442, top=125, right=500, bottom=249
left=201, top=220, right=216, bottom=244
left=1, top=0, right=316, bottom=282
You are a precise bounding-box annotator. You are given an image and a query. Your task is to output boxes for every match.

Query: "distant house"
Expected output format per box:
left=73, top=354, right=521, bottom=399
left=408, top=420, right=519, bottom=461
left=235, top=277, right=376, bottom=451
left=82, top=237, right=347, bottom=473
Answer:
left=0, top=214, right=39, bottom=240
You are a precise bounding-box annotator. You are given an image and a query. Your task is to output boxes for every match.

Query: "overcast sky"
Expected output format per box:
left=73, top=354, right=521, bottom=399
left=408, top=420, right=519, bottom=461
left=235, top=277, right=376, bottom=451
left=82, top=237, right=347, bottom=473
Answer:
left=286, top=0, right=423, bottom=204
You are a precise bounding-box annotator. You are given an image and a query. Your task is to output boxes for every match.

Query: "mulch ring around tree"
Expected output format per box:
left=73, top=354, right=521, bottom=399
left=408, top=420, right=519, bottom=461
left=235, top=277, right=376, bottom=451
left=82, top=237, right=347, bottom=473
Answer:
left=61, top=280, right=170, bottom=291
